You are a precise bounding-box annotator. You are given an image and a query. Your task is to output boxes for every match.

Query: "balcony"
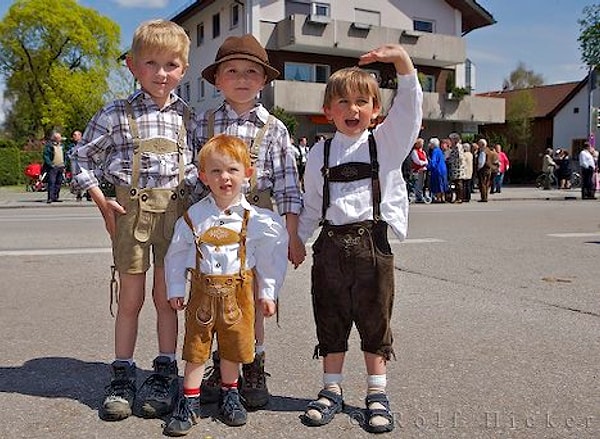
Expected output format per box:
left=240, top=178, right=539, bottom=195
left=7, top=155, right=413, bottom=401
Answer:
left=262, top=82, right=505, bottom=125
left=265, top=14, right=466, bottom=68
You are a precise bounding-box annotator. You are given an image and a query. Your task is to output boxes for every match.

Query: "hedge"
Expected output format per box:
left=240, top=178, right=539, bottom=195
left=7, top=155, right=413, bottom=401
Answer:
left=0, top=142, right=44, bottom=186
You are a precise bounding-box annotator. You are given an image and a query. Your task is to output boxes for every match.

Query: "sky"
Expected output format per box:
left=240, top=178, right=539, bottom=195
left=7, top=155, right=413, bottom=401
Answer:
left=0, top=0, right=594, bottom=123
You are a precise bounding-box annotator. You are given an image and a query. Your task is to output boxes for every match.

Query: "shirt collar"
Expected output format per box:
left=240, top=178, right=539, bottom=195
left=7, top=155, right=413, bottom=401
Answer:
left=128, top=89, right=182, bottom=111
left=205, top=193, right=252, bottom=213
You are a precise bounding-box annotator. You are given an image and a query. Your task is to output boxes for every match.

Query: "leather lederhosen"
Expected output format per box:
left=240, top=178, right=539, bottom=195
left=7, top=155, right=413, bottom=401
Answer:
left=311, top=133, right=395, bottom=361
left=181, top=209, right=255, bottom=364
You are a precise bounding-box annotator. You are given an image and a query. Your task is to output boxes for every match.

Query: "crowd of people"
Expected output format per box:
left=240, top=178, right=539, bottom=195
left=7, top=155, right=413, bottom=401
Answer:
left=61, top=19, right=422, bottom=436
left=406, top=133, right=509, bottom=204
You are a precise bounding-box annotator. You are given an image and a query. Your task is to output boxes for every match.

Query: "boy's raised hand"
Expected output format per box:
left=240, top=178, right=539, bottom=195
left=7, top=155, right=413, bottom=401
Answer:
left=358, top=44, right=414, bottom=75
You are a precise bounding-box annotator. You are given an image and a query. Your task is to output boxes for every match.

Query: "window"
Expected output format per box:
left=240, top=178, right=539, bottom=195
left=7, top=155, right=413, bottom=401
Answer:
left=212, top=13, right=220, bottom=38
left=196, top=22, right=204, bottom=47
left=421, top=75, right=435, bottom=93
left=230, top=3, right=240, bottom=29
left=198, top=78, right=205, bottom=101
left=354, top=8, right=380, bottom=27
left=574, top=107, right=579, bottom=114
left=284, top=62, right=330, bottom=83
left=312, top=2, right=330, bottom=18
left=413, top=19, right=434, bottom=33
left=183, top=82, right=190, bottom=102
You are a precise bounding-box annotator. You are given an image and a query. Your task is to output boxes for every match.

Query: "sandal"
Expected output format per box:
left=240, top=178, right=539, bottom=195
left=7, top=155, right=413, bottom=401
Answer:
left=364, top=393, right=395, bottom=433
left=301, top=389, right=343, bottom=426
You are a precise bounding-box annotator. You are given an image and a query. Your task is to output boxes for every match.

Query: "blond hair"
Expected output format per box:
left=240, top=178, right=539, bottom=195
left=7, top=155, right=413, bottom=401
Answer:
left=130, top=19, right=190, bottom=65
left=323, top=67, right=382, bottom=109
left=198, top=134, right=251, bottom=171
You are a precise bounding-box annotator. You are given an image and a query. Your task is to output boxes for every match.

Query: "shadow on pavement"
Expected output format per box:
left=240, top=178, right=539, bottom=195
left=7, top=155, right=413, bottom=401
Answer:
left=0, top=356, right=108, bottom=410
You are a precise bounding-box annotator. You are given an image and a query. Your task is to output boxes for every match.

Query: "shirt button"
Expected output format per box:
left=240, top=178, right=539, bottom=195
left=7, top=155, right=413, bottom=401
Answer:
left=219, top=220, right=224, bottom=225
left=160, top=160, right=166, bottom=166
left=215, top=263, right=221, bottom=268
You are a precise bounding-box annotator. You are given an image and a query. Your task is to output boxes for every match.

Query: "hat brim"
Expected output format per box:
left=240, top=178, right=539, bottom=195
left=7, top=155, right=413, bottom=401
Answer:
left=201, top=54, right=280, bottom=85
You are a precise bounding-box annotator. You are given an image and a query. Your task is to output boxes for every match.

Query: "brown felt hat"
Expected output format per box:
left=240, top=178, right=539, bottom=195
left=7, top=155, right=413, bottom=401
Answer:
left=201, top=34, right=280, bottom=85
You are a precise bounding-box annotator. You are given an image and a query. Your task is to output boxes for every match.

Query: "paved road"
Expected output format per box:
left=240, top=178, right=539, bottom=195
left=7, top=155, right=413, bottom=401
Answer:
left=1, top=190, right=599, bottom=438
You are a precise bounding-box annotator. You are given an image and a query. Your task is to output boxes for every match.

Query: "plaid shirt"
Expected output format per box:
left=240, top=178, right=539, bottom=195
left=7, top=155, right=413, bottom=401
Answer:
left=71, top=90, right=198, bottom=191
left=194, top=102, right=302, bottom=215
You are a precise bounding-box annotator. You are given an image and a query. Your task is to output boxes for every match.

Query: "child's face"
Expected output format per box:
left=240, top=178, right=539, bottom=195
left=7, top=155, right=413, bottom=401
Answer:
left=214, top=59, right=267, bottom=114
left=323, top=92, right=380, bottom=137
left=126, top=49, right=187, bottom=108
left=199, top=151, right=253, bottom=208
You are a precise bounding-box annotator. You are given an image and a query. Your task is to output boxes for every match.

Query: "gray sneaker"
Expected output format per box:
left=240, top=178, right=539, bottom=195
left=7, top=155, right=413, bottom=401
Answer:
left=99, top=361, right=137, bottom=421
left=139, top=356, right=179, bottom=418
left=163, top=396, right=201, bottom=436
left=240, top=351, right=270, bottom=409
left=219, top=388, right=247, bottom=426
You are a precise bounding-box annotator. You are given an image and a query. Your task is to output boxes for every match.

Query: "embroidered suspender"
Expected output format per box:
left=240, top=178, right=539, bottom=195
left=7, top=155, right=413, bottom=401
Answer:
left=320, top=133, right=381, bottom=223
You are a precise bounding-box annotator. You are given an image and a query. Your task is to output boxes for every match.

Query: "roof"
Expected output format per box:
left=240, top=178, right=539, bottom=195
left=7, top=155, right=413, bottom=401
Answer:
left=477, top=79, right=588, bottom=118
left=444, top=0, right=496, bottom=34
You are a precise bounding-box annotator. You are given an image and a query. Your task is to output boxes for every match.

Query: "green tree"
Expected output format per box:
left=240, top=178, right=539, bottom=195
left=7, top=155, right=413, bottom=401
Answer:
left=506, top=89, right=536, bottom=168
left=270, top=106, right=298, bottom=137
left=0, top=0, right=120, bottom=141
left=578, top=4, right=600, bottom=68
left=502, top=62, right=544, bottom=90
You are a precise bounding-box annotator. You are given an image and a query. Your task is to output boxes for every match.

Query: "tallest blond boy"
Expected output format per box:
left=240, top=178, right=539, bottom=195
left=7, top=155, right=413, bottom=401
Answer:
left=71, top=20, right=198, bottom=421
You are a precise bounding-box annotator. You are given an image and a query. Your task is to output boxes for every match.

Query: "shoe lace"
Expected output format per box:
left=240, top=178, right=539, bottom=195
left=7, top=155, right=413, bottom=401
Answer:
left=140, top=373, right=171, bottom=399
left=222, top=390, right=243, bottom=416
left=171, top=397, right=193, bottom=421
left=243, top=361, right=270, bottom=389
left=202, top=363, right=221, bottom=387
left=105, top=378, right=135, bottom=398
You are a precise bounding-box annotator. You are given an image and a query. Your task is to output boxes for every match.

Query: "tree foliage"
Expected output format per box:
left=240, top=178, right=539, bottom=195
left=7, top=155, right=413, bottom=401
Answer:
left=578, top=4, right=600, bottom=68
left=0, top=0, right=120, bottom=141
left=270, top=106, right=298, bottom=137
left=502, top=62, right=544, bottom=90
left=506, top=90, right=535, bottom=166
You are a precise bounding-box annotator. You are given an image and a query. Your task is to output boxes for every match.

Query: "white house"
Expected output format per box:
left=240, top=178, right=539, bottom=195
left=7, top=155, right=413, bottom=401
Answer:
left=171, top=0, right=504, bottom=141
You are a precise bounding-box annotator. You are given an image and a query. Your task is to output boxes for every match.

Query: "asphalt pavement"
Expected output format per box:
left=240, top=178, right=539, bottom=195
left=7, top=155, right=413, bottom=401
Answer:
left=0, top=184, right=587, bottom=208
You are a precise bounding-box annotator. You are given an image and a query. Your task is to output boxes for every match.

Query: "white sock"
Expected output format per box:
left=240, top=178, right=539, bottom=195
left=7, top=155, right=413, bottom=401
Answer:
left=367, top=374, right=387, bottom=393
left=255, top=344, right=265, bottom=355
left=115, top=358, right=134, bottom=366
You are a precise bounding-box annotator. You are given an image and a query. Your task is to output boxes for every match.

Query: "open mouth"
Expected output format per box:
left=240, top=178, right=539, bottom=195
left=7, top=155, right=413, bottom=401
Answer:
left=345, top=119, right=360, bottom=128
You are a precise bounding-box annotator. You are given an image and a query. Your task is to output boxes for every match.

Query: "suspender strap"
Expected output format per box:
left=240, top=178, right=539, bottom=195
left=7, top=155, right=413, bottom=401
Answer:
left=183, top=211, right=203, bottom=272
left=238, top=209, right=250, bottom=279
left=125, top=102, right=142, bottom=189
left=320, top=133, right=382, bottom=223
left=206, top=109, right=215, bottom=139
left=320, top=138, right=332, bottom=223
left=249, top=115, right=273, bottom=190
left=368, top=133, right=382, bottom=221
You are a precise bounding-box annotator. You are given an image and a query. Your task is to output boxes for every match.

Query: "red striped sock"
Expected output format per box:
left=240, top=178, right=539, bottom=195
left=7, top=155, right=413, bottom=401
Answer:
left=183, top=387, right=200, bottom=398
left=221, top=380, right=238, bottom=390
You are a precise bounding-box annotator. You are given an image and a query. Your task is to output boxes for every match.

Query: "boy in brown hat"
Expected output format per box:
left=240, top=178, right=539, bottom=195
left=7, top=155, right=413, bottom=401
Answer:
left=194, top=34, right=304, bottom=409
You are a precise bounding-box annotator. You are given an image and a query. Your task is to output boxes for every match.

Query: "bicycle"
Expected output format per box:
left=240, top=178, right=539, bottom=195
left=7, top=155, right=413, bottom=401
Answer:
left=535, top=172, right=558, bottom=190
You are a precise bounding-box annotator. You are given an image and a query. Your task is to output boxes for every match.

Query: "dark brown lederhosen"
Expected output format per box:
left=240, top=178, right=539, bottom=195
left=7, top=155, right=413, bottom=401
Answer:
left=181, top=209, right=256, bottom=365
left=311, top=134, right=395, bottom=361
left=112, top=102, right=190, bottom=274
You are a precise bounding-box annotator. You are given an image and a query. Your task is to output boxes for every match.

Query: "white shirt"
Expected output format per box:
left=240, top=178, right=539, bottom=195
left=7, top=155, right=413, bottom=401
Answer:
left=579, top=149, right=595, bottom=170
left=165, top=194, right=288, bottom=301
left=298, top=72, right=423, bottom=242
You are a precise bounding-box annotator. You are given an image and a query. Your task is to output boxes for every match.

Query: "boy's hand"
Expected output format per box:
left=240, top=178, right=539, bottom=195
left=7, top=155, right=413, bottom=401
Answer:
left=259, top=299, right=277, bottom=317
left=358, top=44, right=414, bottom=75
left=169, top=297, right=185, bottom=311
left=288, top=233, right=306, bottom=269
left=102, top=200, right=126, bottom=239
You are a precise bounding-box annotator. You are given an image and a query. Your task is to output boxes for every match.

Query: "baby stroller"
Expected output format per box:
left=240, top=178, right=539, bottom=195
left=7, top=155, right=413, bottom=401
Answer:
left=24, top=162, right=47, bottom=192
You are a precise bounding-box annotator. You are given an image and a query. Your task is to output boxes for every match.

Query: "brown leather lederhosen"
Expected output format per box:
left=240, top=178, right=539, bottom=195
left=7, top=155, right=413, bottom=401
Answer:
left=112, top=102, right=191, bottom=275
left=311, top=133, right=395, bottom=361
left=181, top=209, right=255, bottom=364
left=206, top=109, right=274, bottom=210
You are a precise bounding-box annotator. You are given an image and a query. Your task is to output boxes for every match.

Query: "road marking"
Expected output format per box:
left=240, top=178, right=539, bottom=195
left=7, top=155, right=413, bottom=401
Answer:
left=548, top=232, right=600, bottom=238
left=306, top=237, right=444, bottom=246
left=0, top=248, right=111, bottom=257
left=0, top=214, right=100, bottom=222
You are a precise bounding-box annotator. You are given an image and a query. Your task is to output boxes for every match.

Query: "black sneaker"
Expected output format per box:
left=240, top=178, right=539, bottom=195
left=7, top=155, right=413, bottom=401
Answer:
left=163, top=396, right=200, bottom=436
left=240, top=351, right=269, bottom=409
left=99, top=361, right=137, bottom=421
left=139, top=356, right=179, bottom=418
left=199, top=351, right=220, bottom=404
left=219, top=388, right=247, bottom=426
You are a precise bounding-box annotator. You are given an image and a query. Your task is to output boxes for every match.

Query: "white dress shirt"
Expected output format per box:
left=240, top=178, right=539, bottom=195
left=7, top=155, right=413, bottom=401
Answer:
left=298, top=72, right=423, bottom=242
left=165, top=194, right=288, bottom=301
left=579, top=149, right=595, bottom=170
